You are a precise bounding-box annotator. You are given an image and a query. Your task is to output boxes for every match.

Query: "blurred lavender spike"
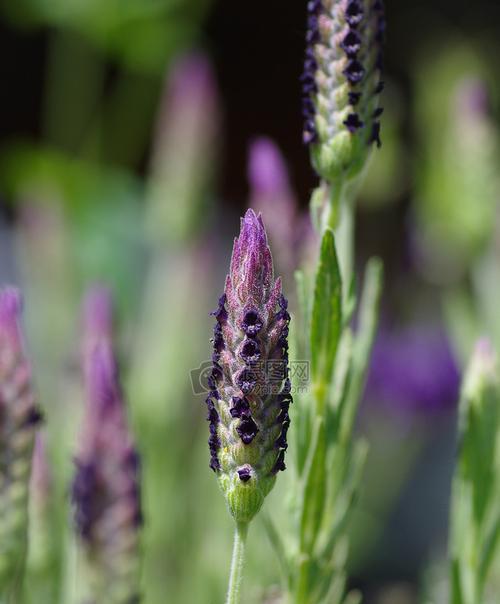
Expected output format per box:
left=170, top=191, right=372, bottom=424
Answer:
left=0, top=287, right=42, bottom=590
left=303, top=0, right=385, bottom=181
left=206, top=210, right=292, bottom=524
left=72, top=289, right=141, bottom=603
left=248, top=138, right=299, bottom=282
left=147, top=52, right=220, bottom=243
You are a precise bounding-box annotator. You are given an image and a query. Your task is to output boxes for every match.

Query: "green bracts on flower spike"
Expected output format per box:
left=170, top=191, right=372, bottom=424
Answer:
left=0, top=288, right=42, bottom=594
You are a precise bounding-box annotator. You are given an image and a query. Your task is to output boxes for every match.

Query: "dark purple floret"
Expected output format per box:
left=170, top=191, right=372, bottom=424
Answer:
left=209, top=366, right=223, bottom=391
left=213, top=323, right=224, bottom=354
left=303, top=124, right=318, bottom=145
left=370, top=122, right=382, bottom=148
left=206, top=394, right=221, bottom=471
left=282, top=377, right=292, bottom=395
left=344, top=113, right=365, bottom=133
left=237, top=417, right=259, bottom=445
left=341, top=30, right=362, bottom=57
left=373, top=107, right=384, bottom=118
left=343, top=59, right=365, bottom=85
left=237, top=466, right=252, bottom=482
left=211, top=294, right=228, bottom=323
left=240, top=339, right=260, bottom=364
left=209, top=454, right=221, bottom=473
left=237, top=368, right=257, bottom=394
left=72, top=460, right=99, bottom=539
left=272, top=450, right=286, bottom=474
left=241, top=309, right=263, bottom=336
left=345, top=0, right=364, bottom=27
left=230, top=396, right=250, bottom=418
left=23, top=407, right=44, bottom=427
left=275, top=428, right=290, bottom=450
left=349, top=91, right=362, bottom=106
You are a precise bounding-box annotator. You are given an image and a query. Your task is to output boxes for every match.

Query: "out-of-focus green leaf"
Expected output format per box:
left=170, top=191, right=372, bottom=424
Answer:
left=300, top=418, right=327, bottom=556
left=340, top=257, right=383, bottom=445
left=262, top=514, right=291, bottom=588
left=0, top=0, right=212, bottom=73
left=310, top=229, right=342, bottom=399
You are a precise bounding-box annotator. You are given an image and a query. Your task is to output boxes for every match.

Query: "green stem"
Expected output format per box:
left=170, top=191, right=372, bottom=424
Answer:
left=225, top=522, right=249, bottom=604
left=334, top=197, right=354, bottom=295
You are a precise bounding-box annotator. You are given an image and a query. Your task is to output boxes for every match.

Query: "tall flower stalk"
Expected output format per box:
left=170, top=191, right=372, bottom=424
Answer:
left=254, top=3, right=386, bottom=603
left=205, top=210, right=291, bottom=603
left=303, top=0, right=385, bottom=282
left=0, top=287, right=42, bottom=599
left=72, top=288, right=142, bottom=604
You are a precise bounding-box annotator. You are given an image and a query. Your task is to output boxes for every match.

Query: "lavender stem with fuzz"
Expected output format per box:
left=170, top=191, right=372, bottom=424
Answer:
left=0, top=287, right=42, bottom=596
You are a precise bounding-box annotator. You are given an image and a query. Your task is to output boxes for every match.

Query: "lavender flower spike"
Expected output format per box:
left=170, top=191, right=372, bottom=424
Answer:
left=72, top=292, right=141, bottom=603
left=0, top=287, right=42, bottom=586
left=206, top=209, right=291, bottom=523
left=302, top=0, right=385, bottom=181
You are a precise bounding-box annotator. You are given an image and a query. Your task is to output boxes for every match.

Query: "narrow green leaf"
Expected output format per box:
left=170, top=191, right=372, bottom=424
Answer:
left=310, top=229, right=342, bottom=391
left=320, top=440, right=368, bottom=565
left=479, top=510, right=500, bottom=589
left=340, top=257, right=383, bottom=445
left=326, top=328, right=353, bottom=444
left=300, top=418, right=327, bottom=555
left=450, top=558, right=464, bottom=604
left=262, top=513, right=292, bottom=588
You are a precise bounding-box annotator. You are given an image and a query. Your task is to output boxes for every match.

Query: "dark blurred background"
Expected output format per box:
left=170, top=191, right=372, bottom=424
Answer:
left=1, top=0, right=500, bottom=198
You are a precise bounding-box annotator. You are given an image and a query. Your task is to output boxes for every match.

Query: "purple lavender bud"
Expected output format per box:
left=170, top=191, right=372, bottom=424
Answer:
left=72, top=292, right=141, bottom=602
left=302, top=0, right=385, bottom=181
left=83, top=285, right=113, bottom=349
left=0, top=287, right=42, bottom=584
left=205, top=210, right=292, bottom=523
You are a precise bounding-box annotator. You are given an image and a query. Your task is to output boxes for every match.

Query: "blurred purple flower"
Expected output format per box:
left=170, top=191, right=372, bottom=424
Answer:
left=72, top=287, right=141, bottom=601
left=248, top=138, right=314, bottom=280
left=365, top=324, right=460, bottom=416
left=0, top=287, right=42, bottom=583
